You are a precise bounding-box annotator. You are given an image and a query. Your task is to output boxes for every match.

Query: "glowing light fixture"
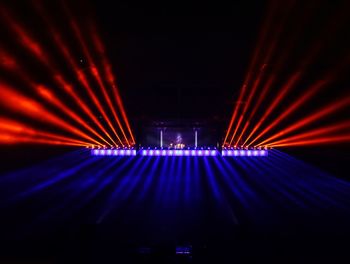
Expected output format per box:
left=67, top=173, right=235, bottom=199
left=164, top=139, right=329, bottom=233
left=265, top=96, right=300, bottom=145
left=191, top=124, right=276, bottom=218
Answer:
left=221, top=149, right=268, bottom=157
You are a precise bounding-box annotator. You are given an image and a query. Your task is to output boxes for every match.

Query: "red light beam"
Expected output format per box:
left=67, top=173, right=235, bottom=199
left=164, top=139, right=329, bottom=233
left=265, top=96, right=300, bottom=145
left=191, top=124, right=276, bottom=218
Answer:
left=257, top=97, right=350, bottom=146
left=61, top=2, right=126, bottom=146
left=248, top=79, right=328, bottom=146
left=267, top=135, right=350, bottom=148
left=90, top=25, right=135, bottom=145
left=0, top=83, right=102, bottom=146
left=265, top=121, right=350, bottom=147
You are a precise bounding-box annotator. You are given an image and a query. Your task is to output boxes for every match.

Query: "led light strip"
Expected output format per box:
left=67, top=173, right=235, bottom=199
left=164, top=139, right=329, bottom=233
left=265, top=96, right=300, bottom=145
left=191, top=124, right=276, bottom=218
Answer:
left=91, top=149, right=268, bottom=157
left=221, top=149, right=268, bottom=156
left=140, top=149, right=218, bottom=156
left=91, top=149, right=137, bottom=156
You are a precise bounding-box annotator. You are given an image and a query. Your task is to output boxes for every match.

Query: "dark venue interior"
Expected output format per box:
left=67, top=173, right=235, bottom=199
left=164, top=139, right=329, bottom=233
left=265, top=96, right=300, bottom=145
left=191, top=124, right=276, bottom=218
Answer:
left=0, top=0, right=349, bottom=263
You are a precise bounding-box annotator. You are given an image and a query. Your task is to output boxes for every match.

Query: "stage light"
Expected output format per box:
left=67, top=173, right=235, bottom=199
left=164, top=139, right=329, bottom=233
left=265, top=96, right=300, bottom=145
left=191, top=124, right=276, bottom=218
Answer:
left=221, top=149, right=268, bottom=156
left=176, top=150, right=183, bottom=156
left=92, top=148, right=136, bottom=156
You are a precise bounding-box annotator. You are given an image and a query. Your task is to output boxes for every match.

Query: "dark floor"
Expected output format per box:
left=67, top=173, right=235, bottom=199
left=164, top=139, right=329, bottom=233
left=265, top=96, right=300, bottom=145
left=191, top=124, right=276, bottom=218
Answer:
left=0, top=149, right=350, bottom=263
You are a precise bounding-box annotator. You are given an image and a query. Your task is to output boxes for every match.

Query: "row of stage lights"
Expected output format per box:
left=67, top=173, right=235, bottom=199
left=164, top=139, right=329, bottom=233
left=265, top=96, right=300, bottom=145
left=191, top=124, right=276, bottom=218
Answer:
left=91, top=147, right=268, bottom=157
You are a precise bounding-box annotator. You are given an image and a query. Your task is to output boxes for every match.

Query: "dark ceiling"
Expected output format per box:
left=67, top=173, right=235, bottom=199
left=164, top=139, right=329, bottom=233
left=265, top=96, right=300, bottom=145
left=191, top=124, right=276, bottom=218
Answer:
left=89, top=0, right=266, bottom=121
